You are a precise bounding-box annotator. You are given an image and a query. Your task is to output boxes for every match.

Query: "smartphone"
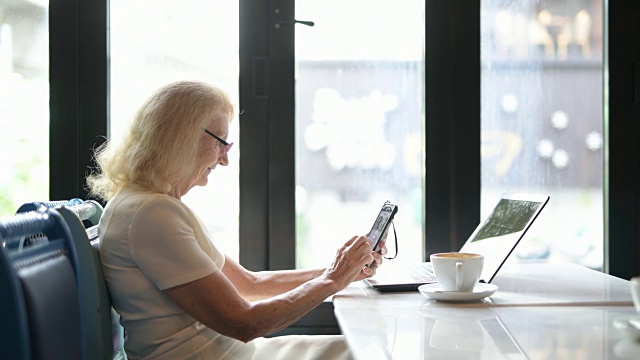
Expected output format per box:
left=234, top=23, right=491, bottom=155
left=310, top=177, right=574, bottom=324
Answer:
left=367, top=201, right=398, bottom=252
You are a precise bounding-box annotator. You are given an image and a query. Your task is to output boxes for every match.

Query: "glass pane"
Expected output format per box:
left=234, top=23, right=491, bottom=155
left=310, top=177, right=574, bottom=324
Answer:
left=295, top=0, right=425, bottom=269
left=110, top=1, right=240, bottom=257
left=481, top=1, right=604, bottom=269
left=0, top=0, right=49, bottom=217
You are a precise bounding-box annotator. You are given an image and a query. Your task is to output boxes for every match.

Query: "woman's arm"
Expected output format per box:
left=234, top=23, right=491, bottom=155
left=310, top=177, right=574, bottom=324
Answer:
left=222, top=256, right=325, bottom=301
left=223, top=239, right=386, bottom=301
left=163, top=235, right=375, bottom=343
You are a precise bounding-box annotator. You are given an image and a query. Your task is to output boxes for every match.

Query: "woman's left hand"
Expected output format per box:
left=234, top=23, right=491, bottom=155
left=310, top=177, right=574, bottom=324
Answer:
left=355, top=239, right=387, bottom=281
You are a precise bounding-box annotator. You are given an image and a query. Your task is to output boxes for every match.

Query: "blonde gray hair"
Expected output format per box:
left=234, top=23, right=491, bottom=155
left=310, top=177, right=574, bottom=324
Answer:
left=87, top=81, right=234, bottom=200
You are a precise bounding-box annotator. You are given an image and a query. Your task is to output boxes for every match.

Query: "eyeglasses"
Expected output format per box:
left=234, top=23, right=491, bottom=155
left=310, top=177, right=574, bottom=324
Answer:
left=204, top=129, right=233, bottom=153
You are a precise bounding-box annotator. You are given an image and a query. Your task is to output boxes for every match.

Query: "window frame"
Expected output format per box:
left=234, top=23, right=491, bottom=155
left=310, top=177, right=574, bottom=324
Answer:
left=606, top=1, right=640, bottom=278
left=49, top=0, right=109, bottom=202
left=239, top=0, right=297, bottom=270
left=48, top=0, right=640, bottom=279
left=239, top=0, right=481, bottom=270
left=425, top=1, right=481, bottom=256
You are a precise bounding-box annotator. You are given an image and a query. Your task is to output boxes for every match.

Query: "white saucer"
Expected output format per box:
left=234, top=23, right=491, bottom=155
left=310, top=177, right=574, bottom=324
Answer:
left=418, top=283, right=498, bottom=302
left=613, top=316, right=640, bottom=339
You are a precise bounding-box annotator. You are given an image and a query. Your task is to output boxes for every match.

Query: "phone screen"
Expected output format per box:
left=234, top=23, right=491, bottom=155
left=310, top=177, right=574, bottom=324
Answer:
left=368, top=203, right=398, bottom=251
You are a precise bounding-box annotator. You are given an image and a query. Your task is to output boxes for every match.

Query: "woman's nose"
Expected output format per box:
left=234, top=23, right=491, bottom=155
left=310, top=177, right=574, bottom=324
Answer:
left=218, top=152, right=229, bottom=166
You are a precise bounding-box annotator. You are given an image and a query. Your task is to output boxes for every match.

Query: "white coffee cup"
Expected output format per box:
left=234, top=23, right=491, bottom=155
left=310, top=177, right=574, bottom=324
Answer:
left=631, top=276, right=640, bottom=313
left=430, top=252, right=484, bottom=292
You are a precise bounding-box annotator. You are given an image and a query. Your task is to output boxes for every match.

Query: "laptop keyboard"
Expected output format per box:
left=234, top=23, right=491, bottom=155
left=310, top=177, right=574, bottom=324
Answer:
left=407, top=263, right=436, bottom=282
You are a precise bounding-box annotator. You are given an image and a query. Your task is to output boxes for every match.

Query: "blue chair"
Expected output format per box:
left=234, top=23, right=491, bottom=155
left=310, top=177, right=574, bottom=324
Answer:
left=57, top=202, right=126, bottom=360
left=11, top=199, right=92, bottom=252
left=16, top=198, right=83, bottom=213
left=11, top=200, right=126, bottom=360
left=0, top=209, right=84, bottom=360
left=17, top=198, right=101, bottom=227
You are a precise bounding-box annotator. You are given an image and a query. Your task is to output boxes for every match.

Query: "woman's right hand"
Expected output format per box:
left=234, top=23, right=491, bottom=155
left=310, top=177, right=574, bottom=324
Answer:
left=323, top=235, right=375, bottom=290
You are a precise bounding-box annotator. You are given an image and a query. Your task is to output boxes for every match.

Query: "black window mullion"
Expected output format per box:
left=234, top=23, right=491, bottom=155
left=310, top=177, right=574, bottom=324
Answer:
left=239, top=0, right=297, bottom=271
left=267, top=0, right=296, bottom=270
left=49, top=0, right=108, bottom=202
left=425, top=0, right=481, bottom=258
left=239, top=1, right=273, bottom=270
left=606, top=1, right=640, bottom=279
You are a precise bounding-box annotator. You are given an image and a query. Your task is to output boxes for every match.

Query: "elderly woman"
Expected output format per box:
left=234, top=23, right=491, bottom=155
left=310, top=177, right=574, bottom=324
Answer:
left=87, top=80, right=385, bottom=359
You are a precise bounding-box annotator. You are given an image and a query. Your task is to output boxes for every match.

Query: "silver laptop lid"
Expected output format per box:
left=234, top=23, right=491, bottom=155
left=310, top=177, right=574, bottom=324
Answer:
left=461, top=192, right=550, bottom=283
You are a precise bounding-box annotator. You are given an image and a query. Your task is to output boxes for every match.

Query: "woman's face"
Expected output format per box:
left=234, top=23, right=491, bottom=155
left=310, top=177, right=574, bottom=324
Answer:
left=193, top=111, right=231, bottom=188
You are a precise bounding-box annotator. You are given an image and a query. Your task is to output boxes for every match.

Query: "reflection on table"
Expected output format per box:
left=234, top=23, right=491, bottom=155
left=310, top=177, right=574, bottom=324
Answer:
left=333, top=263, right=639, bottom=359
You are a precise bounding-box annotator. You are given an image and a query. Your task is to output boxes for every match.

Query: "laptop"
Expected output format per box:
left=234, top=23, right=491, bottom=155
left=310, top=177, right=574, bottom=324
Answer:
left=365, top=192, right=550, bottom=291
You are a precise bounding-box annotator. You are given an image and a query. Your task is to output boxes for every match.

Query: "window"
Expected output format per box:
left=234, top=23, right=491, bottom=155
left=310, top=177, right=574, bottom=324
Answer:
left=0, top=0, right=49, bottom=217
left=43, top=1, right=640, bottom=280
left=480, top=0, right=604, bottom=270
left=109, top=1, right=240, bottom=257
left=294, top=0, right=426, bottom=268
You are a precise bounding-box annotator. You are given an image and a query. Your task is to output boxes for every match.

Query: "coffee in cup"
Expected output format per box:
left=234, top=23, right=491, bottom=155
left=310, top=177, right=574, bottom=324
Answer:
left=430, top=252, right=484, bottom=292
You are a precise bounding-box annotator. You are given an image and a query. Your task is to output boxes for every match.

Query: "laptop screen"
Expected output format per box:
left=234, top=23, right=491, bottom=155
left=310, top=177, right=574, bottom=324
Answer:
left=460, top=193, right=549, bottom=283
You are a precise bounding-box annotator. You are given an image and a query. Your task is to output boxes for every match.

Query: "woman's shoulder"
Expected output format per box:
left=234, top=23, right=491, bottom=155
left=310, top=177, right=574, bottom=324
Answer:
left=106, top=185, right=188, bottom=218
left=117, top=184, right=180, bottom=204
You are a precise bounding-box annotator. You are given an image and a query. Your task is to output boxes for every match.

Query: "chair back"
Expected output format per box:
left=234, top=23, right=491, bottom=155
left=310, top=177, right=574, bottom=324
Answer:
left=0, top=209, right=83, bottom=360
left=10, top=200, right=126, bottom=360
left=11, top=199, right=97, bottom=252
left=57, top=203, right=126, bottom=360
